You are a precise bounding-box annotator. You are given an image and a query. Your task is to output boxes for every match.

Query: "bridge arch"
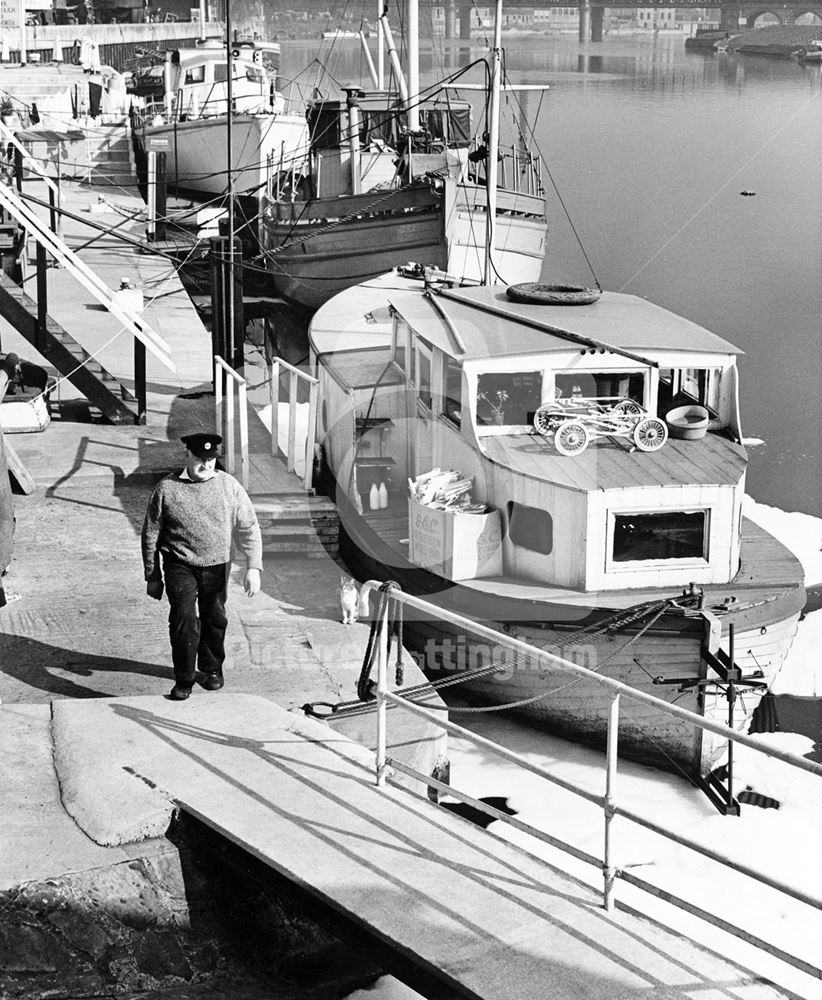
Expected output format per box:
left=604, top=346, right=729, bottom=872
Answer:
left=745, top=7, right=793, bottom=24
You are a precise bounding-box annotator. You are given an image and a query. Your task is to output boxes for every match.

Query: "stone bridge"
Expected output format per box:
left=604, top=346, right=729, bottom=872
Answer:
left=447, top=0, right=822, bottom=40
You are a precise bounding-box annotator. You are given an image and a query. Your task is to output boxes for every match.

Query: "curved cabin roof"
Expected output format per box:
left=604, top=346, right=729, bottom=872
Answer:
left=390, top=286, right=743, bottom=361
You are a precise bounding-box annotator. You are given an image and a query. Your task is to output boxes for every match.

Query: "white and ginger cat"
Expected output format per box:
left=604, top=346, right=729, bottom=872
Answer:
left=339, top=574, right=359, bottom=625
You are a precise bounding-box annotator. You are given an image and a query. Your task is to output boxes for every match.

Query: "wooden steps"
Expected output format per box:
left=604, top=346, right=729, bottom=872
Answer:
left=253, top=493, right=340, bottom=558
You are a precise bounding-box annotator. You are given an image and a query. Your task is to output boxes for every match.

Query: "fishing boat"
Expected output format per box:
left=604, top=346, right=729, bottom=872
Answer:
left=307, top=270, right=805, bottom=778
left=257, top=6, right=547, bottom=311
left=129, top=38, right=309, bottom=198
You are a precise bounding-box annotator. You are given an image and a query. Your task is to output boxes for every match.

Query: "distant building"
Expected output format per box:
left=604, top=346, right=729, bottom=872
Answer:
left=533, top=6, right=579, bottom=32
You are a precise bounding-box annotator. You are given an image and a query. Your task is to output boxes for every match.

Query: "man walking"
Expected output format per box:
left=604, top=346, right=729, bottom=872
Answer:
left=142, top=432, right=262, bottom=700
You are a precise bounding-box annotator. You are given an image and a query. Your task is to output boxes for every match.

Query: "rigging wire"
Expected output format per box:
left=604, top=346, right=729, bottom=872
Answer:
left=618, top=93, right=818, bottom=292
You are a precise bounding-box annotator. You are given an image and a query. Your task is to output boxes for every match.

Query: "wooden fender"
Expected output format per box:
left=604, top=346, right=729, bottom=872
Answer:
left=506, top=282, right=602, bottom=306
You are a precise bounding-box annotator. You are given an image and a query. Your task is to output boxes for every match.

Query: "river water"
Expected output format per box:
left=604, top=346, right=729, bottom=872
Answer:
left=279, top=33, right=822, bottom=518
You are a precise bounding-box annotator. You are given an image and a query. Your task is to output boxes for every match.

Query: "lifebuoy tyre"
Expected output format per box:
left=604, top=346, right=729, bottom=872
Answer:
left=554, top=420, right=589, bottom=456
left=665, top=404, right=709, bottom=440
left=633, top=417, right=668, bottom=452
left=533, top=404, right=564, bottom=436
left=506, top=282, right=602, bottom=306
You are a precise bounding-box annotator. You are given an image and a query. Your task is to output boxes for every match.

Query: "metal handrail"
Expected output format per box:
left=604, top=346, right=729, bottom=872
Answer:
left=214, top=354, right=248, bottom=489
left=367, top=582, right=822, bottom=979
left=269, top=356, right=318, bottom=491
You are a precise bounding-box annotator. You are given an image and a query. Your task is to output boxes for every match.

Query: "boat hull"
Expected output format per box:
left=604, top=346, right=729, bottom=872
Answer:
left=330, top=482, right=802, bottom=776
left=134, top=113, right=309, bottom=197
left=261, top=187, right=449, bottom=310
left=259, top=180, right=547, bottom=310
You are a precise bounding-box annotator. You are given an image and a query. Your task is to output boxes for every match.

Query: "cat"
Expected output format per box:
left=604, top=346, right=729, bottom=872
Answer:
left=339, top=574, right=359, bottom=625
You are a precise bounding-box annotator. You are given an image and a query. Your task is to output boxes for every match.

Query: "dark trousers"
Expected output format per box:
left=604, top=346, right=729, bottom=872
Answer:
left=163, top=559, right=229, bottom=689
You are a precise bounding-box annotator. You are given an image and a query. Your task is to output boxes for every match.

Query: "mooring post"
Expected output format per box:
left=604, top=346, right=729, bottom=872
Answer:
left=603, top=691, right=620, bottom=911
left=146, top=151, right=156, bottom=241
left=35, top=241, right=47, bottom=354
left=133, top=338, right=146, bottom=424
left=154, top=150, right=167, bottom=242
left=229, top=235, right=243, bottom=371
left=13, top=147, right=22, bottom=193
left=375, top=599, right=389, bottom=787
left=726, top=623, right=737, bottom=814
left=209, top=236, right=227, bottom=370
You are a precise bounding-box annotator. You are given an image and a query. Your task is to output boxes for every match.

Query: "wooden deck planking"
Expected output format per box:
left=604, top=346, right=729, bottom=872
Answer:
left=487, top=430, right=746, bottom=492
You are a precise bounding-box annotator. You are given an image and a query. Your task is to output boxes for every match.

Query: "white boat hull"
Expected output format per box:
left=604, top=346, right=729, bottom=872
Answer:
left=137, top=113, right=309, bottom=197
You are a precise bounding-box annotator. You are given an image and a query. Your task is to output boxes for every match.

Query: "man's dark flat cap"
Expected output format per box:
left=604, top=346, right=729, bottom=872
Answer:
left=181, top=432, right=222, bottom=458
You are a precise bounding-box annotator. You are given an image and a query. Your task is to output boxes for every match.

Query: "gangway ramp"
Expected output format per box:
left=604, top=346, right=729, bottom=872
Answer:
left=52, top=694, right=793, bottom=1000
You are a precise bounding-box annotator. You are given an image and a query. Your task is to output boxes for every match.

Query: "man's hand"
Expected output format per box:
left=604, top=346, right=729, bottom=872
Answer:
left=244, top=568, right=261, bottom=597
left=146, top=580, right=164, bottom=601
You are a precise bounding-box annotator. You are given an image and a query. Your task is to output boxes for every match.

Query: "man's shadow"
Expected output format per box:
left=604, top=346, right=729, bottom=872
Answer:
left=0, top=635, right=167, bottom=699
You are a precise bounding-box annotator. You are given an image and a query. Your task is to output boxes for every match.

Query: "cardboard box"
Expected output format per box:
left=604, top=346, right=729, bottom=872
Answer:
left=408, top=497, right=503, bottom=580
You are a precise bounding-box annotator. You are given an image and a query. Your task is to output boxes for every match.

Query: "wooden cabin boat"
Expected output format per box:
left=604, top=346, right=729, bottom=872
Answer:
left=307, top=273, right=806, bottom=777
left=129, top=39, right=308, bottom=198
left=258, top=90, right=547, bottom=311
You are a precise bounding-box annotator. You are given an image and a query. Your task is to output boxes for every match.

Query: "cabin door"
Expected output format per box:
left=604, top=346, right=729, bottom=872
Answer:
left=411, top=340, right=434, bottom=477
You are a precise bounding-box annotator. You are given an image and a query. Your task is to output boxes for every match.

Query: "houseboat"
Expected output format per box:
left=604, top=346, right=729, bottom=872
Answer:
left=307, top=271, right=806, bottom=777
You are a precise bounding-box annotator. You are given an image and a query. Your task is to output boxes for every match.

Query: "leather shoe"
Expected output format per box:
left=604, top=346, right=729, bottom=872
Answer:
left=168, top=685, right=191, bottom=701
left=202, top=673, right=224, bottom=692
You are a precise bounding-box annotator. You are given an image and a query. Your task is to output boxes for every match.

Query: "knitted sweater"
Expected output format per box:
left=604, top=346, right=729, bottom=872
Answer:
left=141, top=471, right=263, bottom=581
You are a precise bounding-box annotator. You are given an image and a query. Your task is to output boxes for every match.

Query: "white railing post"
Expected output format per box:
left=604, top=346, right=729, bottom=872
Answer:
left=269, top=359, right=280, bottom=457
left=214, top=355, right=223, bottom=438
left=287, top=369, right=298, bottom=473
left=603, top=692, right=620, bottom=912
left=225, top=376, right=235, bottom=474
left=304, top=378, right=318, bottom=491
left=375, top=599, right=390, bottom=787
left=238, top=380, right=249, bottom=490
left=214, top=355, right=248, bottom=487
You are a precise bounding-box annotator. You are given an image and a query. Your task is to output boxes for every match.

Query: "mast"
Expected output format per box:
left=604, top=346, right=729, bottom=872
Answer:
left=484, top=0, right=502, bottom=285
left=407, top=0, right=420, bottom=130
left=376, top=0, right=384, bottom=89
left=226, top=3, right=237, bottom=367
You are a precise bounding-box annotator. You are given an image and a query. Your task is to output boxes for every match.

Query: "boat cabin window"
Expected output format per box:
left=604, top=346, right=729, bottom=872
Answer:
left=214, top=64, right=228, bottom=83
left=476, top=372, right=541, bottom=426
left=362, top=109, right=396, bottom=146
left=420, top=106, right=471, bottom=147
left=417, top=340, right=432, bottom=411
left=612, top=511, right=708, bottom=563
left=554, top=371, right=644, bottom=405
left=658, top=367, right=721, bottom=416
left=507, top=502, right=553, bottom=555
left=245, top=65, right=265, bottom=83
left=392, top=318, right=410, bottom=374
left=184, top=64, right=206, bottom=85
left=441, top=356, right=462, bottom=426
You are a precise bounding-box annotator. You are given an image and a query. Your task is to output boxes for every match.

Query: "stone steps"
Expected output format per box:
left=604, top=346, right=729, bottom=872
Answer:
left=253, top=494, right=340, bottom=558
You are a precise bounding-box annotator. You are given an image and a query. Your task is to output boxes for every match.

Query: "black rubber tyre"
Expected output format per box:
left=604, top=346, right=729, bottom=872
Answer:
left=506, top=283, right=602, bottom=306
